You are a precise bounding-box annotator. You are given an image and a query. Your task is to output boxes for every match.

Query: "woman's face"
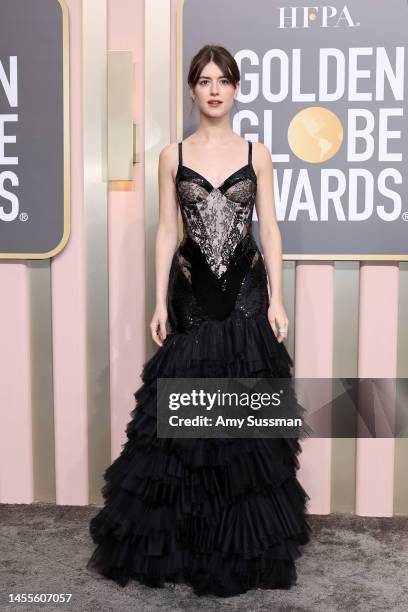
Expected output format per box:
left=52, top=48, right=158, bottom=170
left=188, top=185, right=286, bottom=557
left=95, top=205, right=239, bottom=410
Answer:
left=190, top=61, right=239, bottom=117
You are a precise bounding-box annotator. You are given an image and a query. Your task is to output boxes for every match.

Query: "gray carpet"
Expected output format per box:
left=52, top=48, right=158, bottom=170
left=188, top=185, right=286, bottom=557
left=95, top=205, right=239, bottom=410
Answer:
left=0, top=503, right=407, bottom=611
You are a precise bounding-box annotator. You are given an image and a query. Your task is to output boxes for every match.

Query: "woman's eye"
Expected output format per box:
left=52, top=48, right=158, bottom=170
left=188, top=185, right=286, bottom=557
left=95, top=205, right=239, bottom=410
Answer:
left=199, top=79, right=229, bottom=86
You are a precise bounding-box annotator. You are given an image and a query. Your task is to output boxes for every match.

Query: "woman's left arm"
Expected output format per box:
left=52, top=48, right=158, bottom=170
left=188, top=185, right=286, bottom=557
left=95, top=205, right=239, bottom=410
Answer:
left=253, top=142, right=289, bottom=343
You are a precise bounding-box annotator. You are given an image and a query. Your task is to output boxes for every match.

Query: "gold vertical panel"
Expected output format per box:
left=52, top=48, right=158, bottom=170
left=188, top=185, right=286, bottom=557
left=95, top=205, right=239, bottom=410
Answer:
left=331, top=261, right=359, bottom=512
left=83, top=0, right=110, bottom=504
left=395, top=262, right=408, bottom=514
left=30, top=260, right=56, bottom=502
left=176, top=0, right=184, bottom=140
left=133, top=123, right=139, bottom=164
left=145, top=0, right=171, bottom=358
left=107, top=50, right=133, bottom=180
left=283, top=261, right=296, bottom=361
left=30, top=0, right=68, bottom=498
left=175, top=0, right=185, bottom=240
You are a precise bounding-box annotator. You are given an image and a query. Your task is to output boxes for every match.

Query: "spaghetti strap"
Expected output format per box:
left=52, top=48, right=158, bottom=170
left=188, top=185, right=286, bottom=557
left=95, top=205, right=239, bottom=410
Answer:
left=248, top=140, right=252, bottom=166
left=178, top=141, right=183, bottom=166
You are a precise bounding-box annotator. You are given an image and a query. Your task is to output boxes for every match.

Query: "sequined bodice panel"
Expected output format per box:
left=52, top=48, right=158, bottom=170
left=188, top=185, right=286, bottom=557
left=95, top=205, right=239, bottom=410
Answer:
left=167, top=140, right=269, bottom=333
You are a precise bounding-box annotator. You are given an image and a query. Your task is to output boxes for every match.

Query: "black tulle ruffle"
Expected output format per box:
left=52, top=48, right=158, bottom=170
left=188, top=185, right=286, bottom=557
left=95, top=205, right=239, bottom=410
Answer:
left=142, top=310, right=294, bottom=382
left=86, top=311, right=312, bottom=597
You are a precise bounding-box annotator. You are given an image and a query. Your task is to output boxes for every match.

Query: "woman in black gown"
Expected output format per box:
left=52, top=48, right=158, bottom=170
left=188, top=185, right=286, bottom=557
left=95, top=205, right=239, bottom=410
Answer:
left=87, top=44, right=311, bottom=598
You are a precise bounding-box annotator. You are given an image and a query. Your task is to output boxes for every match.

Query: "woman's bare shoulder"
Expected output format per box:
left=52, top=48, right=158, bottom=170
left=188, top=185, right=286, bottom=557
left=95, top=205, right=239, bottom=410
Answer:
left=159, top=142, right=179, bottom=164
left=252, top=141, right=271, bottom=159
left=252, top=141, right=272, bottom=175
left=158, top=142, right=180, bottom=183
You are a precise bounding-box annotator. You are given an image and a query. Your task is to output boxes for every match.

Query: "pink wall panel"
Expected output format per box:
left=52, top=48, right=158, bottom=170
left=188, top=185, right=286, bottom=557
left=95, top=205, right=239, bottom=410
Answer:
left=52, top=0, right=88, bottom=505
left=107, top=0, right=146, bottom=460
left=356, top=263, right=399, bottom=516
left=294, top=262, right=334, bottom=515
left=0, top=263, right=33, bottom=502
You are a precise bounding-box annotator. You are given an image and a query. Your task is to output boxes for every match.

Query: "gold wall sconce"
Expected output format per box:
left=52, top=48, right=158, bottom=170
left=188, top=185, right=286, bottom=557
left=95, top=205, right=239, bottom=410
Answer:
left=107, top=50, right=138, bottom=180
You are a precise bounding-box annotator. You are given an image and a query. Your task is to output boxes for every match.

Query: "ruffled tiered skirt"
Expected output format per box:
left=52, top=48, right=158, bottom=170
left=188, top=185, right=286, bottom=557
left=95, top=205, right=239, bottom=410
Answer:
left=86, top=310, right=312, bottom=597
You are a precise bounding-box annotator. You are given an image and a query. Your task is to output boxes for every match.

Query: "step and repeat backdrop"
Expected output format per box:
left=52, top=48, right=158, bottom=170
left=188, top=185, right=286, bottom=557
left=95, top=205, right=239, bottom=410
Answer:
left=0, top=0, right=69, bottom=259
left=182, top=0, right=408, bottom=260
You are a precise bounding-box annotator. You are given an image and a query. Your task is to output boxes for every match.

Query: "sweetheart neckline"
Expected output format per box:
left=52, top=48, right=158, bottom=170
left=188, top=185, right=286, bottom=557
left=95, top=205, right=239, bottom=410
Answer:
left=176, top=163, right=256, bottom=193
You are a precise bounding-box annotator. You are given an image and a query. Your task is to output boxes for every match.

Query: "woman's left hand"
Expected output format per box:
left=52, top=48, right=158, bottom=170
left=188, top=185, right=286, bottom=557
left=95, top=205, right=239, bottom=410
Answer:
left=267, top=300, right=289, bottom=343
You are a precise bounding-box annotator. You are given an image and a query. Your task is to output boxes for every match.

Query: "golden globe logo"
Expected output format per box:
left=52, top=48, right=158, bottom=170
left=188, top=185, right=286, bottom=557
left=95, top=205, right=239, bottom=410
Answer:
left=287, top=107, right=343, bottom=163
left=278, top=5, right=360, bottom=28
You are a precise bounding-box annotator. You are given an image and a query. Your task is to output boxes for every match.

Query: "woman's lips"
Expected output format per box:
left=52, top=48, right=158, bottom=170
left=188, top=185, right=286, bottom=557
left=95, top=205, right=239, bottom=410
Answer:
left=208, top=101, right=222, bottom=106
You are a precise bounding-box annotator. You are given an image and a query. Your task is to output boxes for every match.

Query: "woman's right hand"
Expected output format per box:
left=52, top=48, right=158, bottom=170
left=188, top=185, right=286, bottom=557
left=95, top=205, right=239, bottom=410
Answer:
left=150, top=304, right=168, bottom=346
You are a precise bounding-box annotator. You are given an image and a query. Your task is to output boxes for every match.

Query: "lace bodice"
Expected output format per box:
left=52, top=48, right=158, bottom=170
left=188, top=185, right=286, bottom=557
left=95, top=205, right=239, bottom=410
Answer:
left=175, top=140, right=257, bottom=279
left=167, top=139, right=268, bottom=329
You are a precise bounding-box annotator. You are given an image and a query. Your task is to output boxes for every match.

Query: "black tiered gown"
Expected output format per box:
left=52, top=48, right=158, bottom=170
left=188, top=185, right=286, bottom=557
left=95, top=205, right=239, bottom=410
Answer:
left=86, top=140, right=312, bottom=597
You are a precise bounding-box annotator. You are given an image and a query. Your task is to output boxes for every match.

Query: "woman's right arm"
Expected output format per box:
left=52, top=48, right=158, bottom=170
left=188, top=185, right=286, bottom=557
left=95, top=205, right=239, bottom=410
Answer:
left=149, top=143, right=179, bottom=347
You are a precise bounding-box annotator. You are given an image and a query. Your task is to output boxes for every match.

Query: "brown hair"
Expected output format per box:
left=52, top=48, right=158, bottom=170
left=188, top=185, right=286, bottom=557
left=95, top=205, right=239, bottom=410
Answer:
left=187, top=45, right=240, bottom=118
